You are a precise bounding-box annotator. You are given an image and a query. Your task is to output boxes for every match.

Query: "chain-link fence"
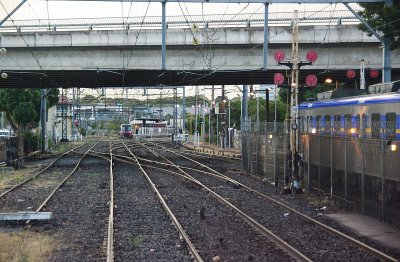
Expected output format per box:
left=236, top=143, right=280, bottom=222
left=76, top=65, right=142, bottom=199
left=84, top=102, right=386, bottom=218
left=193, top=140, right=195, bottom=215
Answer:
left=242, top=121, right=400, bottom=225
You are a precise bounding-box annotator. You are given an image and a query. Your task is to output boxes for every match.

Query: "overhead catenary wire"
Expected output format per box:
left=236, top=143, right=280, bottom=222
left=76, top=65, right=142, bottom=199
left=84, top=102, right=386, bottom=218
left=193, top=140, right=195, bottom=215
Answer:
left=125, top=0, right=151, bottom=68
left=0, top=0, right=62, bottom=88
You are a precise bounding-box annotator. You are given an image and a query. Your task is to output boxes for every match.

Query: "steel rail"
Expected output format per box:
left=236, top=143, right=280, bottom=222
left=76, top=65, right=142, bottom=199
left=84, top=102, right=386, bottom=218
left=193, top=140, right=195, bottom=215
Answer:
left=107, top=141, right=114, bottom=262
left=0, top=143, right=87, bottom=198
left=35, top=142, right=100, bottom=212
left=151, top=142, right=398, bottom=262
left=120, top=142, right=204, bottom=262
left=125, top=142, right=311, bottom=262
left=173, top=145, right=241, bottom=161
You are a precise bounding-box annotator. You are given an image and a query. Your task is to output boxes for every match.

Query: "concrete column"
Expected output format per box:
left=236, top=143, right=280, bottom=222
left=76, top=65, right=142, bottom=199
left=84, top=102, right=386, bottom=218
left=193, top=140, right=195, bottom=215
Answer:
left=182, top=87, right=186, bottom=132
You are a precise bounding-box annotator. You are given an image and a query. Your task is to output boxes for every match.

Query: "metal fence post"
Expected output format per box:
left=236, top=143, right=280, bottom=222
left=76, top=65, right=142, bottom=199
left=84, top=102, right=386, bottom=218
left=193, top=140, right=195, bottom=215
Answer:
left=344, top=137, right=347, bottom=198
left=307, top=134, right=310, bottom=192
left=318, top=135, right=321, bottom=188
left=381, top=141, right=385, bottom=219
left=330, top=136, right=333, bottom=198
left=361, top=138, right=365, bottom=214
left=273, top=133, right=277, bottom=186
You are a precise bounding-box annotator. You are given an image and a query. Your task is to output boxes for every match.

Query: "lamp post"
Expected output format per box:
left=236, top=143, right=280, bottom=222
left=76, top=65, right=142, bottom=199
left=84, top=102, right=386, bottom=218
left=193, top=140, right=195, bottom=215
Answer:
left=228, top=100, right=231, bottom=148
left=208, top=106, right=211, bottom=145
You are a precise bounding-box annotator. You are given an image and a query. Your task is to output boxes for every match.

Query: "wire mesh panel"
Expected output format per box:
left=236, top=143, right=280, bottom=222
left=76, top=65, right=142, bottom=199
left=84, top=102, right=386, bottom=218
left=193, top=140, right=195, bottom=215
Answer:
left=346, top=138, right=363, bottom=173
left=319, top=136, right=332, bottom=168
left=332, top=137, right=345, bottom=169
left=385, top=141, right=400, bottom=182
left=241, top=122, right=399, bottom=223
left=363, top=140, right=382, bottom=178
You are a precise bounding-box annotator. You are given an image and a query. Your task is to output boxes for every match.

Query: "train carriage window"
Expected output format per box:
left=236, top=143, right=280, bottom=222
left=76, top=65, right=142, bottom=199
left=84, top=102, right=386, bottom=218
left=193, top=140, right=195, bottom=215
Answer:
left=345, top=114, right=352, bottom=136
left=386, top=112, right=396, bottom=140
left=325, top=115, right=331, bottom=135
left=361, top=114, right=367, bottom=138
left=333, top=115, right=340, bottom=135
left=316, top=115, right=321, bottom=133
left=371, top=113, right=380, bottom=139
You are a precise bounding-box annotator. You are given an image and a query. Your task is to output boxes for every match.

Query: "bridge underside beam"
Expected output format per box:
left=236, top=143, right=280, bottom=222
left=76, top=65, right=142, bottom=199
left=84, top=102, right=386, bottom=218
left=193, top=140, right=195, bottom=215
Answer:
left=1, top=68, right=399, bottom=89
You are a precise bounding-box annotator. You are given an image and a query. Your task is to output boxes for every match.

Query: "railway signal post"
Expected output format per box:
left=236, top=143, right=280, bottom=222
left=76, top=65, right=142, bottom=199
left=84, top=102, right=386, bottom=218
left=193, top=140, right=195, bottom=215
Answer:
left=274, top=10, right=317, bottom=193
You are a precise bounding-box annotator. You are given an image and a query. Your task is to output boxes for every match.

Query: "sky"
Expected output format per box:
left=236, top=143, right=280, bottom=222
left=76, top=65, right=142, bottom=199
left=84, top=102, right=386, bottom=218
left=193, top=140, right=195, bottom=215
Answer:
left=0, top=0, right=361, bottom=100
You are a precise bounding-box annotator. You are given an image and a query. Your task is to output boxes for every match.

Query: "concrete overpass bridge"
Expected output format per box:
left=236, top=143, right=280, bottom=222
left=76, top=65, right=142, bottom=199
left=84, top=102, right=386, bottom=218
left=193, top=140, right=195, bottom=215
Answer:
left=0, top=10, right=399, bottom=88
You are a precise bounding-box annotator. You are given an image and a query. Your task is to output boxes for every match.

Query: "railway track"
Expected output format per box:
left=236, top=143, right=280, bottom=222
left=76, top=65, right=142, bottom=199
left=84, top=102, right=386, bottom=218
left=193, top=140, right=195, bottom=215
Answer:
left=2, top=138, right=396, bottom=261
left=46, top=141, right=111, bottom=261
left=115, top=141, right=305, bottom=261
left=0, top=142, right=96, bottom=213
left=141, top=141, right=398, bottom=261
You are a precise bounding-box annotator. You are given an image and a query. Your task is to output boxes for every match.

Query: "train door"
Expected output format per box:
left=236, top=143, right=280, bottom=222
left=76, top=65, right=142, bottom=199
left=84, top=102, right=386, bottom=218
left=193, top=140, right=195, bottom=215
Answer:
left=386, top=112, right=396, bottom=140
left=371, top=113, right=380, bottom=139
left=325, top=115, right=331, bottom=135
left=344, top=114, right=352, bottom=136
left=361, top=113, right=368, bottom=138
left=333, top=115, right=340, bottom=135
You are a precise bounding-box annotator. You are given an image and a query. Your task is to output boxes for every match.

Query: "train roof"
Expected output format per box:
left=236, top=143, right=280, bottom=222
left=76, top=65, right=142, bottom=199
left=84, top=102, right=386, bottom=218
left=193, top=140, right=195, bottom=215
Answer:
left=299, top=92, right=400, bottom=110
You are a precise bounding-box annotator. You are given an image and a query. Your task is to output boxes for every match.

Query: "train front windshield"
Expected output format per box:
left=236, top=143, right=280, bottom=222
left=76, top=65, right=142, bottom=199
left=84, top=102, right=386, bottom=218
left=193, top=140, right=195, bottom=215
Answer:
left=121, top=125, right=132, bottom=131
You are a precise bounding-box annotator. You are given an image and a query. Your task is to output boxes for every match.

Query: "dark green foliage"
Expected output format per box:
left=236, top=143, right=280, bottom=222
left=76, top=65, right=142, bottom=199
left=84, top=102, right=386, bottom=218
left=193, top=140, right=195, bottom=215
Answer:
left=279, top=84, right=336, bottom=104
left=0, top=88, right=59, bottom=130
left=23, top=131, right=39, bottom=154
left=358, top=2, right=400, bottom=49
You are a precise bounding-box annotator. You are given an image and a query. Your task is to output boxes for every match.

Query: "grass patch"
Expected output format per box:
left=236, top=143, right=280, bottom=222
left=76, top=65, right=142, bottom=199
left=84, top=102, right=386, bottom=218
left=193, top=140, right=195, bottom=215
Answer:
left=129, top=235, right=145, bottom=248
left=0, top=231, right=53, bottom=262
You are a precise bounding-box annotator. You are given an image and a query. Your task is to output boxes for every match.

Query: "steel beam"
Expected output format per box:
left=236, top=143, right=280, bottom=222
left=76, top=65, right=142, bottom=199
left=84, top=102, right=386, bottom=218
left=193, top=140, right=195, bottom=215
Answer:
left=0, top=0, right=28, bottom=27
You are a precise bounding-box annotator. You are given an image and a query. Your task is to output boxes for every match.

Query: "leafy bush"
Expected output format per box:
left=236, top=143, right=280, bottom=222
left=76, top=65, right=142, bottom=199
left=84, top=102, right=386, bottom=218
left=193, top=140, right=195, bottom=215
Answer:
left=23, top=131, right=39, bottom=154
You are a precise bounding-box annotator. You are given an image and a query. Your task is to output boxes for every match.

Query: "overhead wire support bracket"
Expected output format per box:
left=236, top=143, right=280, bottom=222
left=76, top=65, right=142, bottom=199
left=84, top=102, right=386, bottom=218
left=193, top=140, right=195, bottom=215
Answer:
left=0, top=0, right=28, bottom=27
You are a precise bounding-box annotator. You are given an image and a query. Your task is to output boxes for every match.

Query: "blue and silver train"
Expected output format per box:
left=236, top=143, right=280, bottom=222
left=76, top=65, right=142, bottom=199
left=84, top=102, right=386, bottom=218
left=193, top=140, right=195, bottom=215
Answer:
left=299, top=84, right=400, bottom=141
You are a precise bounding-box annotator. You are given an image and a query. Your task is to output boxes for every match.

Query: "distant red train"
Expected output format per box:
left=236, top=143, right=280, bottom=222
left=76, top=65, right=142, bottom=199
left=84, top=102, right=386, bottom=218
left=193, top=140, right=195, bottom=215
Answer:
left=120, top=124, right=133, bottom=138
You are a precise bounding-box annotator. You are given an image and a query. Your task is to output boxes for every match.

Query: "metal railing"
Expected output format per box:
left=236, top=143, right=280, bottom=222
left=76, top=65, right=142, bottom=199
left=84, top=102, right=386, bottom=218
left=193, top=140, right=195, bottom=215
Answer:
left=242, top=121, right=400, bottom=226
left=0, top=10, right=359, bottom=32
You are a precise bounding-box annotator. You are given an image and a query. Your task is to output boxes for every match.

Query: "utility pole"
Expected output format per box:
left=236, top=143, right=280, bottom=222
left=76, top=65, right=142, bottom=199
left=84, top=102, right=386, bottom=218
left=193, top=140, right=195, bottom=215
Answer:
left=221, top=85, right=226, bottom=148
left=290, top=10, right=300, bottom=192
left=195, top=86, right=199, bottom=143
left=61, top=88, right=68, bottom=142
left=41, top=89, right=47, bottom=153
left=265, top=89, right=270, bottom=123
left=182, top=87, right=186, bottom=133
left=275, top=10, right=317, bottom=192
left=173, top=87, right=178, bottom=135
left=204, top=85, right=222, bottom=145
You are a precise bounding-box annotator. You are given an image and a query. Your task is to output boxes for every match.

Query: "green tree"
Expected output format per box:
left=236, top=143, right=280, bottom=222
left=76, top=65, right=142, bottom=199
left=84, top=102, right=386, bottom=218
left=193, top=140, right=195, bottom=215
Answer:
left=0, top=88, right=59, bottom=155
left=358, top=2, right=400, bottom=49
left=279, top=84, right=335, bottom=104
